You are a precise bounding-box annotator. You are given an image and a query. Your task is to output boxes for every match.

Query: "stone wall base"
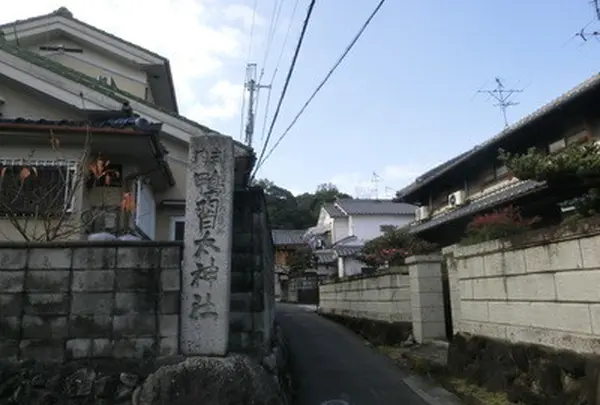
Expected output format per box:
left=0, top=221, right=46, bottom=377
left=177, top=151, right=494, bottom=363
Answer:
left=318, top=311, right=412, bottom=346
left=448, top=333, right=600, bottom=405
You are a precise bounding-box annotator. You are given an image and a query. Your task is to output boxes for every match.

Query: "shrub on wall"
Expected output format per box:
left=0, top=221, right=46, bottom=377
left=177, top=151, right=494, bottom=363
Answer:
left=357, top=227, right=438, bottom=267
left=498, top=139, right=600, bottom=185
left=462, top=205, right=538, bottom=245
left=560, top=188, right=600, bottom=218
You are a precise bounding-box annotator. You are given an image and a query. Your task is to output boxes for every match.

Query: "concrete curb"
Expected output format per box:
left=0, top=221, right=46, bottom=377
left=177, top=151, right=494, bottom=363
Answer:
left=402, top=374, right=465, bottom=405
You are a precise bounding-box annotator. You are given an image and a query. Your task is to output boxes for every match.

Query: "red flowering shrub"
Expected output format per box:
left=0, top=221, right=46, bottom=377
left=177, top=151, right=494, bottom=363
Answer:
left=464, top=205, right=538, bottom=244
left=357, top=227, right=437, bottom=268
left=380, top=248, right=409, bottom=266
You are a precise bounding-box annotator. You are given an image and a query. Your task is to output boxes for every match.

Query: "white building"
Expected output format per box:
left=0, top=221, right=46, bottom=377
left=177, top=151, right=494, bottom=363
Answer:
left=306, top=199, right=416, bottom=277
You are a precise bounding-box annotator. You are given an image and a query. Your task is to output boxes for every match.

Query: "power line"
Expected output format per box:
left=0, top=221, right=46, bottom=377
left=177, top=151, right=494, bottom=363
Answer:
left=477, top=77, right=523, bottom=128
left=259, top=0, right=301, bottom=143
left=240, top=0, right=259, bottom=140
left=259, top=0, right=285, bottom=84
left=269, top=0, right=301, bottom=85
left=253, top=0, right=387, bottom=175
left=253, top=0, right=317, bottom=177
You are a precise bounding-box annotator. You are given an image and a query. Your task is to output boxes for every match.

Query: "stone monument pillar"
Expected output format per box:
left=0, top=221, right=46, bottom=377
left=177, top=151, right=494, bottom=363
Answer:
left=181, top=135, right=235, bottom=355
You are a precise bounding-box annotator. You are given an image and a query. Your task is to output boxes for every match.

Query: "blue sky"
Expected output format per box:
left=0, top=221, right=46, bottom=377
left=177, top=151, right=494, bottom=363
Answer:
left=3, top=1, right=599, bottom=197
left=235, top=0, right=600, bottom=196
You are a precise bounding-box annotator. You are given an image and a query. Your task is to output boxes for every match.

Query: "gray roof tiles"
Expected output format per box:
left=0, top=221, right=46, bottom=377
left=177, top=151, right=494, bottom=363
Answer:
left=271, top=230, right=307, bottom=246
left=408, top=180, right=545, bottom=234
left=333, top=199, right=415, bottom=216
left=323, top=203, right=346, bottom=217
left=397, top=72, right=600, bottom=199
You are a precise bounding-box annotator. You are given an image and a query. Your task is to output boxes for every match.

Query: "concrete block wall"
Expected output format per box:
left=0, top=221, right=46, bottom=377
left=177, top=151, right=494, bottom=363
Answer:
left=319, top=267, right=412, bottom=323
left=444, top=232, right=600, bottom=354
left=230, top=187, right=276, bottom=354
left=0, top=241, right=182, bottom=362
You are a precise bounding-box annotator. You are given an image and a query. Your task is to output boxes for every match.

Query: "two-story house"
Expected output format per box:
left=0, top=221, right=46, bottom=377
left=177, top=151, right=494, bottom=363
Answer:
left=395, top=72, right=600, bottom=246
left=306, top=198, right=416, bottom=277
left=0, top=7, right=253, bottom=241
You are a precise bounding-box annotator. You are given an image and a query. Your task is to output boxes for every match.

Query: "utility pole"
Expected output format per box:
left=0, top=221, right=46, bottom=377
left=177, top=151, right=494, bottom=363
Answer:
left=478, top=77, right=523, bottom=128
left=243, top=63, right=271, bottom=148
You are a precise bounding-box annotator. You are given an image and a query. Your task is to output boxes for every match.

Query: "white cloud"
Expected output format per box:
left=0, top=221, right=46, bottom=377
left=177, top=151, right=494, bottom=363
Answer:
left=0, top=0, right=255, bottom=128
left=330, top=164, right=424, bottom=198
left=223, top=4, right=265, bottom=30
left=187, top=79, right=243, bottom=122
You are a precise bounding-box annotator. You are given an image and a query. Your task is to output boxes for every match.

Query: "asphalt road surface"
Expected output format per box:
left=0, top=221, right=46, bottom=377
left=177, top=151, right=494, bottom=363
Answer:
left=277, top=303, right=438, bottom=405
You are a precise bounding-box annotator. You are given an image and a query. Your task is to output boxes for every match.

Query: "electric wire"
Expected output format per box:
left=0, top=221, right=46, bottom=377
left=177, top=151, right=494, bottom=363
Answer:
left=253, top=0, right=387, bottom=174
left=259, top=0, right=285, bottom=84
left=253, top=0, right=317, bottom=178
left=259, top=0, right=301, bottom=142
left=239, top=0, right=259, bottom=140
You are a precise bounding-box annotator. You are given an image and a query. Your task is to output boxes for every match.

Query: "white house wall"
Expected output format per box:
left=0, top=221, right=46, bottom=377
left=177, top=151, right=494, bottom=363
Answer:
left=332, top=217, right=349, bottom=243
left=29, top=37, right=150, bottom=100
left=338, top=257, right=363, bottom=277
left=348, top=214, right=413, bottom=241
left=0, top=78, right=83, bottom=120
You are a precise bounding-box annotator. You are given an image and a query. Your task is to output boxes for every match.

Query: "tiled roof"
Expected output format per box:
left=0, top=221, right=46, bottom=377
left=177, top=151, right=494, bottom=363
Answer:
left=397, top=72, right=600, bottom=200
left=271, top=230, right=307, bottom=246
left=334, top=245, right=363, bottom=257
left=323, top=203, right=345, bottom=217
left=0, top=7, right=168, bottom=62
left=0, top=7, right=179, bottom=112
left=408, top=180, right=545, bottom=234
left=313, top=250, right=337, bottom=264
left=0, top=38, right=218, bottom=136
left=334, top=199, right=415, bottom=216
left=0, top=116, right=162, bottom=133
left=0, top=116, right=174, bottom=186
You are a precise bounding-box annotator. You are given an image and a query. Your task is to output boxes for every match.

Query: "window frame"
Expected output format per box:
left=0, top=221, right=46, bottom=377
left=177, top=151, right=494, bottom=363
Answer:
left=170, top=215, right=185, bottom=241
left=0, top=159, right=77, bottom=216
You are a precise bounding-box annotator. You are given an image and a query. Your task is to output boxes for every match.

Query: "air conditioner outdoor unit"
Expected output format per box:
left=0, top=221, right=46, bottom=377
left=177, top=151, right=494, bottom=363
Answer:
left=448, top=190, right=466, bottom=207
left=418, top=206, right=430, bottom=220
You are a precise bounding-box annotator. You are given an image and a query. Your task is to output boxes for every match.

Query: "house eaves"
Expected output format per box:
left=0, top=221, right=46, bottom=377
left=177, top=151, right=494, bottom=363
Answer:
left=396, top=72, right=600, bottom=201
left=323, top=203, right=346, bottom=218
left=1, top=7, right=179, bottom=113
left=335, top=198, right=415, bottom=216
left=0, top=39, right=253, bottom=158
left=0, top=116, right=175, bottom=187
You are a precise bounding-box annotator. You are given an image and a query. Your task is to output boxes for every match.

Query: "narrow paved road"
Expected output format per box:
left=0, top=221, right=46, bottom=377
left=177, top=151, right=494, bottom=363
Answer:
left=277, top=303, right=435, bottom=405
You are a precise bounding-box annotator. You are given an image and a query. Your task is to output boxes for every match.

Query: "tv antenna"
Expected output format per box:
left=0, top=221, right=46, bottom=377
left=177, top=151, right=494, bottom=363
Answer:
left=593, top=0, right=600, bottom=20
left=371, top=172, right=382, bottom=199
left=477, top=77, right=523, bottom=128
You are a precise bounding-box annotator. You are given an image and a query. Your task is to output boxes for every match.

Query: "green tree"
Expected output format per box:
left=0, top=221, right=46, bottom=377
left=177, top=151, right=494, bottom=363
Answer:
left=254, top=179, right=353, bottom=229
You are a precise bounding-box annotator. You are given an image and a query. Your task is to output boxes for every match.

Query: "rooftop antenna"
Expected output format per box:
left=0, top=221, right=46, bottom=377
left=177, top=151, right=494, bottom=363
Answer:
left=477, top=77, right=523, bottom=128
left=384, top=186, right=394, bottom=199
left=371, top=172, right=382, bottom=199
left=593, top=0, right=600, bottom=20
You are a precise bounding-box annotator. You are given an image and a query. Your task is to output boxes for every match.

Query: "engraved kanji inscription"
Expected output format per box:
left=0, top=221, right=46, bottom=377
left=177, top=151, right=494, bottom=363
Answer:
left=190, top=257, right=219, bottom=287
left=193, top=230, right=221, bottom=258
left=193, top=169, right=221, bottom=196
left=191, top=147, right=223, bottom=166
left=189, top=292, right=218, bottom=320
left=195, top=198, right=220, bottom=230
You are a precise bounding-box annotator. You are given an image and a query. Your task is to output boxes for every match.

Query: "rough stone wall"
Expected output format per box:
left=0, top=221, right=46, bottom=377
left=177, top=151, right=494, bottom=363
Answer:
left=230, top=187, right=276, bottom=354
left=318, top=268, right=412, bottom=323
left=444, top=232, right=600, bottom=354
left=0, top=240, right=182, bottom=362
